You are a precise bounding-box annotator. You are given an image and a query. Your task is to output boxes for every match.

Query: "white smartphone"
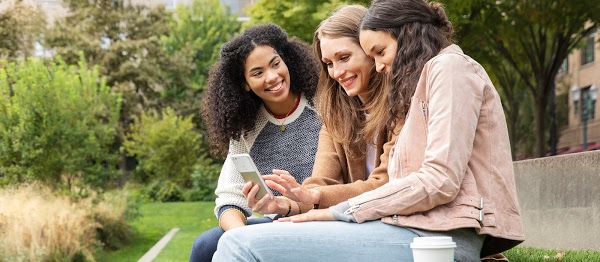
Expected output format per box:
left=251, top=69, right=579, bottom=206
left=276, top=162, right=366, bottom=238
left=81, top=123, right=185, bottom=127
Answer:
left=230, top=153, right=274, bottom=200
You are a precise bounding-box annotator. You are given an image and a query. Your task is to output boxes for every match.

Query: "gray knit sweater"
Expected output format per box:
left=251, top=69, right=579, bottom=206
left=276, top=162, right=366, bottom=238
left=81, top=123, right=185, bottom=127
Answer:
left=213, top=95, right=321, bottom=218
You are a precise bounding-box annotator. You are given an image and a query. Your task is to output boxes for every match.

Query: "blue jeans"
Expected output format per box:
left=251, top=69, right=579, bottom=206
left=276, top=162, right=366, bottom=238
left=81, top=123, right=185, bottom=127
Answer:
left=213, top=220, right=420, bottom=262
left=189, top=217, right=273, bottom=262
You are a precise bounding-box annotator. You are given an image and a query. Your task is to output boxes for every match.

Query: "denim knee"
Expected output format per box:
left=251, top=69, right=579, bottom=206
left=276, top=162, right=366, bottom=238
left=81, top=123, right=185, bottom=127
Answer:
left=189, top=226, right=225, bottom=262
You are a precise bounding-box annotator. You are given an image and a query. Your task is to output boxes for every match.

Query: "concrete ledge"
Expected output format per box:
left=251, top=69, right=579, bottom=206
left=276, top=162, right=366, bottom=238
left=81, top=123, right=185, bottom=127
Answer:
left=514, top=150, right=600, bottom=251
left=138, top=227, right=180, bottom=262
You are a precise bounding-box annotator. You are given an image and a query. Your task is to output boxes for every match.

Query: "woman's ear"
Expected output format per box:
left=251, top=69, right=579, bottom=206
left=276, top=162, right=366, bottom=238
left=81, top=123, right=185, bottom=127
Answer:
left=244, top=83, right=251, bottom=92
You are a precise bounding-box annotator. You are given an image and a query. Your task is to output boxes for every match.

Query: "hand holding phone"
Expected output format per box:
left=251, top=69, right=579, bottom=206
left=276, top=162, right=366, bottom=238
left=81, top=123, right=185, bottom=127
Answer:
left=231, top=154, right=274, bottom=200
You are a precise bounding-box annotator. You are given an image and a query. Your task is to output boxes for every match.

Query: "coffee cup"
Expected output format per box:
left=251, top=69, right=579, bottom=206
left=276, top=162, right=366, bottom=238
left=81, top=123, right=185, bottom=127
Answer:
left=410, top=236, right=456, bottom=262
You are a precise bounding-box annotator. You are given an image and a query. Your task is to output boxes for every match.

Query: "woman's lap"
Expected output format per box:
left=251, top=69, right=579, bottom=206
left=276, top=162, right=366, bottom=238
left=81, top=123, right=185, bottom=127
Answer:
left=213, top=220, right=419, bottom=262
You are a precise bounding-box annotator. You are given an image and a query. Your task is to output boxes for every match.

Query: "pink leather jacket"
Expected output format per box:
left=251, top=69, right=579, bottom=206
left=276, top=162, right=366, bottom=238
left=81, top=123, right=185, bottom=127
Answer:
left=346, top=45, right=524, bottom=256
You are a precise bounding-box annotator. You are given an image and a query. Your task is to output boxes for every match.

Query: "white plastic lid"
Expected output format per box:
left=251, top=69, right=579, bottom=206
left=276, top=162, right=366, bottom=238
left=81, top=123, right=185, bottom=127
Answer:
left=410, top=236, right=457, bottom=249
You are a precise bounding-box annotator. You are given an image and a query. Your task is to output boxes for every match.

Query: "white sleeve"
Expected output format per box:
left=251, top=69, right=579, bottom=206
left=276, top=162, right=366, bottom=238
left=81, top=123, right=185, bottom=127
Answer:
left=213, top=113, right=268, bottom=218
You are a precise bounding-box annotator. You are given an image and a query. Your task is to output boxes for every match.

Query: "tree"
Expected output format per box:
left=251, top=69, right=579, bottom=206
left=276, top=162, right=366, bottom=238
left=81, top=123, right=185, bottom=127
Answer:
left=445, top=0, right=600, bottom=157
left=0, top=57, right=121, bottom=192
left=247, top=0, right=370, bottom=42
left=162, top=0, right=240, bottom=123
left=123, top=108, right=204, bottom=187
left=44, top=0, right=197, bottom=170
left=0, top=1, right=46, bottom=61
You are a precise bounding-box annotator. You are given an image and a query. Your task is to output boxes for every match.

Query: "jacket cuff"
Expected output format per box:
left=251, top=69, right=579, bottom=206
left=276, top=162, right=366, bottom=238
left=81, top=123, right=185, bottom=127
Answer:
left=218, top=205, right=250, bottom=218
left=329, top=201, right=356, bottom=223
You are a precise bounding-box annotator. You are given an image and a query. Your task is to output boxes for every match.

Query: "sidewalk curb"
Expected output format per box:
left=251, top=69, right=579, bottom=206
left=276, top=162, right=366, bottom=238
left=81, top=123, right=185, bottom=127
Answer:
left=137, top=227, right=180, bottom=262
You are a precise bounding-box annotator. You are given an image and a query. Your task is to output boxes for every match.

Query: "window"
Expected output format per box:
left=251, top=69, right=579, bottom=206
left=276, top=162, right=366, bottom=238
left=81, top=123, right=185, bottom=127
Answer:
left=581, top=34, right=595, bottom=65
left=559, top=58, right=568, bottom=74
left=581, top=86, right=596, bottom=120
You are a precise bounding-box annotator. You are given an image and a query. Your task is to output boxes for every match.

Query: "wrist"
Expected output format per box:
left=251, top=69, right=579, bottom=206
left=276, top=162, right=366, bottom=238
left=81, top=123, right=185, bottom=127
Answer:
left=310, top=188, right=322, bottom=207
left=219, top=208, right=247, bottom=230
left=282, top=197, right=292, bottom=217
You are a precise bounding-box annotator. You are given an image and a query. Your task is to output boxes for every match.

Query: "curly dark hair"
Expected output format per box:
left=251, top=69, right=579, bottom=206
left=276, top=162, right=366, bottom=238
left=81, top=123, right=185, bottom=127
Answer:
left=201, top=23, right=319, bottom=155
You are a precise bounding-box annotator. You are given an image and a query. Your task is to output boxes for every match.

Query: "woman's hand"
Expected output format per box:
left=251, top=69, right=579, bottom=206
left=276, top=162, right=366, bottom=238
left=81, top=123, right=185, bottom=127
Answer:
left=243, top=181, right=285, bottom=215
left=263, top=169, right=321, bottom=205
left=276, top=208, right=335, bottom=223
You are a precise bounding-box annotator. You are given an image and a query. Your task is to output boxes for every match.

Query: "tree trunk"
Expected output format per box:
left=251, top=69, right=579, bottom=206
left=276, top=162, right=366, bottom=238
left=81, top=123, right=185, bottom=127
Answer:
left=534, top=94, right=548, bottom=157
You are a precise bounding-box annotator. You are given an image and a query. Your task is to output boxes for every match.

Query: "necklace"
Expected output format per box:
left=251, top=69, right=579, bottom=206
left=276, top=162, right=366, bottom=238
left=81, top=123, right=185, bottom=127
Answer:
left=267, top=95, right=301, bottom=132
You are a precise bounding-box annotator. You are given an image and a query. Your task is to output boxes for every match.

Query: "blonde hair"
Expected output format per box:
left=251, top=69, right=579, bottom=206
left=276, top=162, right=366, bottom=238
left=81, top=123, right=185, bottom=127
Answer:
left=313, top=5, right=388, bottom=157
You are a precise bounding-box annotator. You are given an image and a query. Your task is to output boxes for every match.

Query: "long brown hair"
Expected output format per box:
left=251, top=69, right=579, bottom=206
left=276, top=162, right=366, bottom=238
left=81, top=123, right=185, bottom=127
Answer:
left=360, top=0, right=454, bottom=133
left=313, top=5, right=387, bottom=157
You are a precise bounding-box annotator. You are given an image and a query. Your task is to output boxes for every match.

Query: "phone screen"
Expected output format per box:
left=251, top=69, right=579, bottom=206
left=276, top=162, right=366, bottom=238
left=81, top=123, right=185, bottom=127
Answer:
left=231, top=154, right=274, bottom=200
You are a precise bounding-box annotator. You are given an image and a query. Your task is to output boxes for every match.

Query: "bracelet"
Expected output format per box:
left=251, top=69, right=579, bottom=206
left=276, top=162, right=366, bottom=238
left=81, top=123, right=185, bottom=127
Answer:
left=297, top=201, right=302, bottom=214
left=218, top=208, right=247, bottom=227
left=283, top=198, right=292, bottom=217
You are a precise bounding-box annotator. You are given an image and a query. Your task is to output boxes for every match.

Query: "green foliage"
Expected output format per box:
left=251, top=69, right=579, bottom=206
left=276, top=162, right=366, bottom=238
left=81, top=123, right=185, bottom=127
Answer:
left=163, top=0, right=240, bottom=90
left=161, top=0, right=240, bottom=128
left=0, top=57, right=121, bottom=191
left=443, top=0, right=600, bottom=156
left=144, top=180, right=184, bottom=202
left=123, top=108, right=205, bottom=187
left=187, top=161, right=222, bottom=201
left=246, top=0, right=370, bottom=42
left=44, top=0, right=196, bottom=134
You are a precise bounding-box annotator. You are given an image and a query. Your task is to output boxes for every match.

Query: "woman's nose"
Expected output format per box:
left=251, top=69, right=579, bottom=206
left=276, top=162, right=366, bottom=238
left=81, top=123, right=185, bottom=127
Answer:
left=265, top=69, right=278, bottom=82
left=333, top=66, right=345, bottom=79
left=375, top=63, right=386, bottom=73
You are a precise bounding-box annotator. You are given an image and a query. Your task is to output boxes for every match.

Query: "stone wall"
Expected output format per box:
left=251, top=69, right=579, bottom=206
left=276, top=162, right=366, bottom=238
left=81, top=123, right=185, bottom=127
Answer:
left=514, top=150, right=600, bottom=250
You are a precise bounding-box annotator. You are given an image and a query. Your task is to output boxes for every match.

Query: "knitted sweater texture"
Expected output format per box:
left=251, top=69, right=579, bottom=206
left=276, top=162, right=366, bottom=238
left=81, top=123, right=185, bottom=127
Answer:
left=213, top=95, right=321, bottom=217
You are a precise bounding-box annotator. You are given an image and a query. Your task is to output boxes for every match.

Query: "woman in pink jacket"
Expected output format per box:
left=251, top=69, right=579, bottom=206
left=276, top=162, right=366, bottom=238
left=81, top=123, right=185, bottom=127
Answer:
left=213, top=0, right=524, bottom=261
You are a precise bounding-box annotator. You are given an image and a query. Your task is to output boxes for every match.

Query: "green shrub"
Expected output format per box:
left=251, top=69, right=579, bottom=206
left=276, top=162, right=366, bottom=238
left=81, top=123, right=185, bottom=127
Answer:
left=123, top=108, right=206, bottom=188
left=187, top=160, right=222, bottom=201
left=145, top=179, right=184, bottom=202
left=0, top=57, right=121, bottom=192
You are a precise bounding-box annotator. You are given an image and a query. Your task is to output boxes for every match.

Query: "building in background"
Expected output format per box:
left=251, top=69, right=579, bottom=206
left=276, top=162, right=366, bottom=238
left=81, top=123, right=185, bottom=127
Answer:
left=557, top=29, right=600, bottom=154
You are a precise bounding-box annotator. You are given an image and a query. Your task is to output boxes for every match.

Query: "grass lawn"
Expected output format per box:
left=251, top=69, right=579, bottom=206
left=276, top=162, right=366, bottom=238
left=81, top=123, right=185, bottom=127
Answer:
left=99, top=201, right=600, bottom=261
left=101, top=201, right=217, bottom=262
left=505, top=246, right=600, bottom=261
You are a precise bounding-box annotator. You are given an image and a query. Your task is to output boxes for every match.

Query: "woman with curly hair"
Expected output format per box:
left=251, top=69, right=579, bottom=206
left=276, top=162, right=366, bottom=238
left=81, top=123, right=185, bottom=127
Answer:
left=189, top=23, right=321, bottom=262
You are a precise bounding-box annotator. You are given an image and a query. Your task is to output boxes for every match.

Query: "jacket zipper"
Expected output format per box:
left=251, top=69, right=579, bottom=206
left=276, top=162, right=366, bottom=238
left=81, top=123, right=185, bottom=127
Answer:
left=343, top=186, right=414, bottom=215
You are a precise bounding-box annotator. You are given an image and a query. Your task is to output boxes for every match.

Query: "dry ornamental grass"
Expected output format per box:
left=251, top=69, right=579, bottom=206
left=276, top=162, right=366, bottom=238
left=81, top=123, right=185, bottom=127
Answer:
left=0, top=183, right=99, bottom=261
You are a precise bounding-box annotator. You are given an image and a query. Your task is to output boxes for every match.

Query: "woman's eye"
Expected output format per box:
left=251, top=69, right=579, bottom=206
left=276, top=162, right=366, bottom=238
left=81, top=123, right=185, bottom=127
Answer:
left=376, top=49, right=384, bottom=56
left=252, top=71, right=262, bottom=77
left=340, top=56, right=349, bottom=62
left=325, top=62, right=333, bottom=68
left=273, top=60, right=281, bottom=67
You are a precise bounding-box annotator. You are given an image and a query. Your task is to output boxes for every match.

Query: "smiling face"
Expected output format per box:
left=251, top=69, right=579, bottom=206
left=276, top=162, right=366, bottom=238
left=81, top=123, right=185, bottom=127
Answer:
left=359, top=30, right=397, bottom=74
left=244, top=45, right=295, bottom=115
left=320, top=36, right=374, bottom=102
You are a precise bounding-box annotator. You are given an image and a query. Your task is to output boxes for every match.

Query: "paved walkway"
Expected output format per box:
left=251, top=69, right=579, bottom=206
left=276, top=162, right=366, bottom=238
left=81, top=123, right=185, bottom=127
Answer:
left=137, top=227, right=180, bottom=262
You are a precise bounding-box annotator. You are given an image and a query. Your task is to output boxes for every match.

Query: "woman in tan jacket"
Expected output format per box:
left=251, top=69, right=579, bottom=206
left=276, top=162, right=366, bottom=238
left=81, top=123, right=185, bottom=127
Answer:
left=214, top=1, right=524, bottom=261
left=243, top=5, right=398, bottom=218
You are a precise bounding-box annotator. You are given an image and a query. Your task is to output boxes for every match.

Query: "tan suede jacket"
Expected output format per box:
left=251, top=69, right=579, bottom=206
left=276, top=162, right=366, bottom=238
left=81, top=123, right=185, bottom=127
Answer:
left=346, top=45, right=525, bottom=256
left=302, top=124, right=397, bottom=208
